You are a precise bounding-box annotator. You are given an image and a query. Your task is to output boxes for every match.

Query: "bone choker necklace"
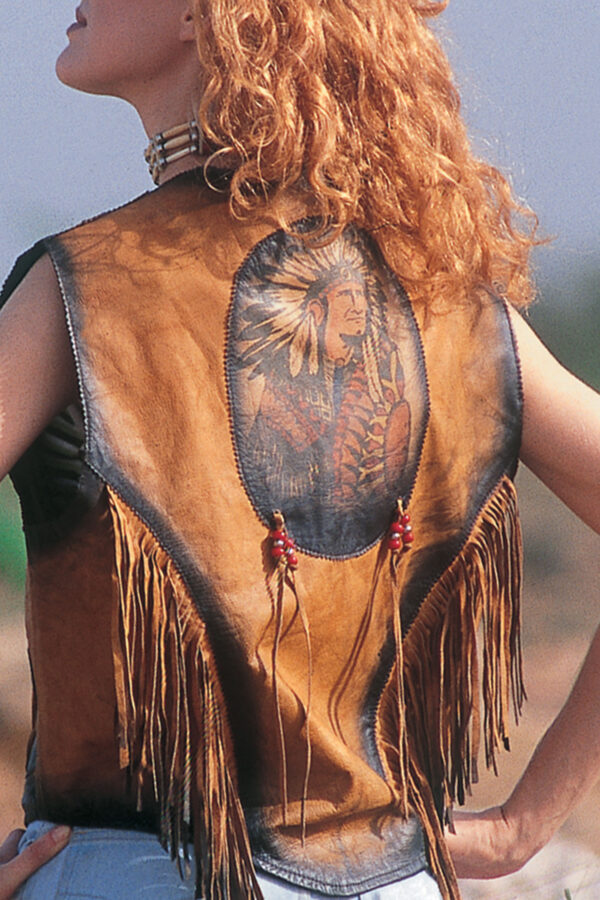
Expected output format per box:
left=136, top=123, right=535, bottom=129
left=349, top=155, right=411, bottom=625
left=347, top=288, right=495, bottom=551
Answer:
left=144, top=120, right=203, bottom=185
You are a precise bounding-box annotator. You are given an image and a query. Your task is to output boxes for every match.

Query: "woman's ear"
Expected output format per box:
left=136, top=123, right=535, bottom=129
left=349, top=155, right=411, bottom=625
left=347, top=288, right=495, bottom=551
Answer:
left=180, top=6, right=196, bottom=42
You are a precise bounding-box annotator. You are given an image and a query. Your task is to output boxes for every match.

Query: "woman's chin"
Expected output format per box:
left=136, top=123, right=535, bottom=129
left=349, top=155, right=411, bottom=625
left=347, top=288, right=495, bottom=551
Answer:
left=55, top=49, right=107, bottom=96
left=55, top=45, right=83, bottom=90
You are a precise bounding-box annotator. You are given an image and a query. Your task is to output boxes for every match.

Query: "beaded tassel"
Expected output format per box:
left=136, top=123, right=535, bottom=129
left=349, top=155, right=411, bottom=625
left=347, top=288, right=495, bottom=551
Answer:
left=386, top=498, right=413, bottom=818
left=269, top=512, right=299, bottom=570
left=266, top=511, right=312, bottom=843
left=387, top=503, right=414, bottom=554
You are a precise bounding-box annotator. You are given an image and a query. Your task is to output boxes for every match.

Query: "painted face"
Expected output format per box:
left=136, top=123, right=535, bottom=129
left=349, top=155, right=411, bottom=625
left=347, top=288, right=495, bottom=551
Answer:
left=56, top=0, right=193, bottom=99
left=322, top=279, right=368, bottom=364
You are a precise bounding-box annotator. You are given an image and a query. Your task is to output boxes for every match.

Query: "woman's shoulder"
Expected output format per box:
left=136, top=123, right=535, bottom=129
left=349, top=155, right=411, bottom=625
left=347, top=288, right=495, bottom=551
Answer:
left=0, top=250, right=77, bottom=481
left=507, top=305, right=600, bottom=531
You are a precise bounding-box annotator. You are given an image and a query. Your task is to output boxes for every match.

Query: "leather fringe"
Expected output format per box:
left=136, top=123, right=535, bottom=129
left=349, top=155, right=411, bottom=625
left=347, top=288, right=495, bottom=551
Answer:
left=107, top=488, right=262, bottom=899
left=264, top=516, right=313, bottom=845
left=390, top=551, right=410, bottom=818
left=377, top=475, right=524, bottom=900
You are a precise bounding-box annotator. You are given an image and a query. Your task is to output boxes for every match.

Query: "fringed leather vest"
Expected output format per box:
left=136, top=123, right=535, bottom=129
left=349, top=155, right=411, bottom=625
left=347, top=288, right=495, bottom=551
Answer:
left=3, top=170, right=524, bottom=900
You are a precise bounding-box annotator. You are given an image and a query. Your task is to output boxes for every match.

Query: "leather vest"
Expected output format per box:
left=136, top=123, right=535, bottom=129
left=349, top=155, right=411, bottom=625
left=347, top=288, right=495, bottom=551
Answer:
left=3, top=170, right=524, bottom=900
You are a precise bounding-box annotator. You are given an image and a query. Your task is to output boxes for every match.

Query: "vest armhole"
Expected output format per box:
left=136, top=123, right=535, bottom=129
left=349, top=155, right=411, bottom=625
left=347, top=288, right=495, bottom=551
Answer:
left=0, top=240, right=49, bottom=313
left=4, top=238, right=103, bottom=551
left=500, top=297, right=525, bottom=475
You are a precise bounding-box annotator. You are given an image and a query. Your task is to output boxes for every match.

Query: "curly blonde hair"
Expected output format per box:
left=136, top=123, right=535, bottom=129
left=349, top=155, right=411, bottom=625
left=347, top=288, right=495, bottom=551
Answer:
left=193, top=0, right=539, bottom=308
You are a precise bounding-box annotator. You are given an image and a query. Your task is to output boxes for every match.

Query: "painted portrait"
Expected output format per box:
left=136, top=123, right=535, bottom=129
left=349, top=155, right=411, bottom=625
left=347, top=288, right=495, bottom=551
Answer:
left=226, top=222, right=428, bottom=558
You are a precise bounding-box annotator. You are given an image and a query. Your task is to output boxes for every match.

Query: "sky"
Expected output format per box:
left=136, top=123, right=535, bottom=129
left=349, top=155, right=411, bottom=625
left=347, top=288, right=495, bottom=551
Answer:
left=1, top=1, right=598, bottom=290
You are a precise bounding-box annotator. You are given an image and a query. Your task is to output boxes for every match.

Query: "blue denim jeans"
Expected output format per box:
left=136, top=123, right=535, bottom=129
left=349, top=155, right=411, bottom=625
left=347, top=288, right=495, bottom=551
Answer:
left=16, top=821, right=443, bottom=899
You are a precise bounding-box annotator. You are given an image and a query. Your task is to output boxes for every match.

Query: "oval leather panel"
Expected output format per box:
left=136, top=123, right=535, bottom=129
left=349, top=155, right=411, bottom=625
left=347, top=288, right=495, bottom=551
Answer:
left=226, top=220, right=428, bottom=558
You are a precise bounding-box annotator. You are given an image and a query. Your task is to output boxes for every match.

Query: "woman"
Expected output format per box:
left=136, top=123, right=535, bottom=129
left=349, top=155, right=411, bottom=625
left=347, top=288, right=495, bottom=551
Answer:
left=0, top=1, right=598, bottom=899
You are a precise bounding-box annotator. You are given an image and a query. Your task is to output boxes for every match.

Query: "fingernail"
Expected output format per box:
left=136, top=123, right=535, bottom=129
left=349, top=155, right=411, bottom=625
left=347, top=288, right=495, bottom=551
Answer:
left=50, top=825, right=71, bottom=844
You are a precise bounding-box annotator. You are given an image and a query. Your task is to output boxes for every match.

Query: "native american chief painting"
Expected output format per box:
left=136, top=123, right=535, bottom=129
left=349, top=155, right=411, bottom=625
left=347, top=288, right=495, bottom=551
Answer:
left=227, top=222, right=428, bottom=558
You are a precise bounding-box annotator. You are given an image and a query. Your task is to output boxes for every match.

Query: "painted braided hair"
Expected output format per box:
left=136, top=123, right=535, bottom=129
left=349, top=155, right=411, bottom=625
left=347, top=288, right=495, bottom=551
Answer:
left=193, top=0, right=540, bottom=309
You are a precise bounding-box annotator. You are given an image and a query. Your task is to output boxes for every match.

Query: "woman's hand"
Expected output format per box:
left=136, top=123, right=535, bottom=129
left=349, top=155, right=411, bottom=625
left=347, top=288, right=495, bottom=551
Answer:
left=448, top=623, right=600, bottom=880
left=0, top=826, right=71, bottom=899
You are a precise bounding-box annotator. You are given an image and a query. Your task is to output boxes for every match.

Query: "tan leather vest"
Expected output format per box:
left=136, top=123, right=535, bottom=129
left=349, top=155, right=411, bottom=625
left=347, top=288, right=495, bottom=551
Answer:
left=4, top=171, right=524, bottom=900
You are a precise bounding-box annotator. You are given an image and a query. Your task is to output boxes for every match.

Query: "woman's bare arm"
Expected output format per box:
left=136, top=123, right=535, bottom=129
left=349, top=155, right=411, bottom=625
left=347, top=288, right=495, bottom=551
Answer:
left=514, top=307, right=600, bottom=532
left=0, top=254, right=77, bottom=484
left=447, top=309, right=600, bottom=877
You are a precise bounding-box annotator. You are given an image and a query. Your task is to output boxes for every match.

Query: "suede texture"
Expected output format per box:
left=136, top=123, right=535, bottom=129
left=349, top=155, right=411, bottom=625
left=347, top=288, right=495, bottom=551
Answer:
left=7, top=170, right=521, bottom=897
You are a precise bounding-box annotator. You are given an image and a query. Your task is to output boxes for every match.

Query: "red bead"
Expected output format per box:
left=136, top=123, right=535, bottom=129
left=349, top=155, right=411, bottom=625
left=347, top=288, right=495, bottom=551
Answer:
left=271, top=546, right=285, bottom=559
left=271, top=530, right=286, bottom=541
left=388, top=538, right=401, bottom=550
left=401, top=513, right=411, bottom=525
left=390, top=521, right=403, bottom=533
left=287, top=553, right=298, bottom=568
left=284, top=536, right=295, bottom=549
left=402, top=532, right=414, bottom=544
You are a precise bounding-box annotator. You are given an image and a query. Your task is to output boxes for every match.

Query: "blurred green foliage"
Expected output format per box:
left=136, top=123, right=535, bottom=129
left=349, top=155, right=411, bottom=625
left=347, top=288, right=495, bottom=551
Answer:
left=0, top=479, right=26, bottom=589
left=532, top=268, right=600, bottom=391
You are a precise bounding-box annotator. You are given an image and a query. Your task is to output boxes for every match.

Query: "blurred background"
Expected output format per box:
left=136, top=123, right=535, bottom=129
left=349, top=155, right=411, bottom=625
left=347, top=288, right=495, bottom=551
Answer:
left=1, top=2, right=599, bottom=896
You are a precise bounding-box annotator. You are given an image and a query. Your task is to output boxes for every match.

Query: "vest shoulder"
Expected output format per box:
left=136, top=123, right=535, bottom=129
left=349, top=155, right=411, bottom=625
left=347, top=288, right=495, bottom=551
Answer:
left=48, top=173, right=307, bottom=271
left=55, top=173, right=228, bottom=244
left=0, top=177, right=214, bottom=308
